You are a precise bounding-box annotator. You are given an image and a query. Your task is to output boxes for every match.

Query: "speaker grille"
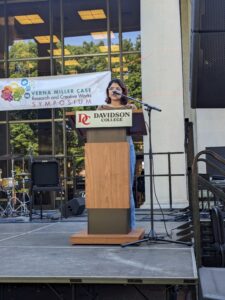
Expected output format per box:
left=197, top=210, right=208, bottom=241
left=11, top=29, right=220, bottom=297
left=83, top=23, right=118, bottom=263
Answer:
left=32, top=161, right=59, bottom=187
left=192, top=0, right=225, bottom=32
left=191, top=32, right=225, bottom=108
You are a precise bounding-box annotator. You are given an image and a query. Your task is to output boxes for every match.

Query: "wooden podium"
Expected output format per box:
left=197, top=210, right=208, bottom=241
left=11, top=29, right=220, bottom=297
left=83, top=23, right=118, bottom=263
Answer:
left=69, top=110, right=146, bottom=245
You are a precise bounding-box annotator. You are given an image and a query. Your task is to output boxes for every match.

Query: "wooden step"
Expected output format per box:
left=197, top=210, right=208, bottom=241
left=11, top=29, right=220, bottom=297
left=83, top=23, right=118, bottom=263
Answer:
left=70, top=228, right=145, bottom=245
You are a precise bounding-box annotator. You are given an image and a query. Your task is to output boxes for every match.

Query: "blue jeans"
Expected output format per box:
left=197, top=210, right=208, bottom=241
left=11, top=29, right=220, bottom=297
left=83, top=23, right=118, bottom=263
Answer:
left=129, top=137, right=136, bottom=230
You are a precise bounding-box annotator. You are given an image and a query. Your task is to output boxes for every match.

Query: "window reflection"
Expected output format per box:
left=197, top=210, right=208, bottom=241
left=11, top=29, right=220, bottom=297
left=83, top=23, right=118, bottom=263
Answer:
left=0, top=0, right=141, bottom=198
left=55, top=121, right=63, bottom=155
left=0, top=125, right=7, bottom=155
left=123, top=53, right=142, bottom=100
left=37, top=59, right=51, bottom=76
left=0, top=63, right=4, bottom=78
left=37, top=121, right=52, bottom=155
left=53, top=59, right=63, bottom=75
left=0, top=3, right=5, bottom=60
left=66, top=126, right=84, bottom=171
left=64, top=0, right=108, bottom=55
left=111, top=53, right=141, bottom=100
left=9, top=122, right=38, bottom=155
left=121, top=0, right=140, bottom=52
left=123, top=31, right=141, bottom=51
left=9, top=59, right=52, bottom=77
left=9, top=60, right=38, bottom=78
left=110, top=55, right=126, bottom=77
left=7, top=1, right=50, bottom=59
left=8, top=108, right=52, bottom=122
left=54, top=108, right=63, bottom=119
left=64, top=56, right=108, bottom=75
left=0, top=111, right=6, bottom=122
left=9, top=109, right=38, bottom=121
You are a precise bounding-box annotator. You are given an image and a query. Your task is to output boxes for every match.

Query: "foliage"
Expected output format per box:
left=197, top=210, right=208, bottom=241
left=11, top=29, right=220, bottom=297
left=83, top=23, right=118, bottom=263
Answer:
left=10, top=123, right=38, bottom=155
left=67, top=130, right=84, bottom=174
left=9, top=41, right=38, bottom=78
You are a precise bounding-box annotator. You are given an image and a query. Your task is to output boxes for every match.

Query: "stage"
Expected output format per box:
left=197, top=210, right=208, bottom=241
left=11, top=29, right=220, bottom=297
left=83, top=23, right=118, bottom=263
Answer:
left=0, top=212, right=198, bottom=299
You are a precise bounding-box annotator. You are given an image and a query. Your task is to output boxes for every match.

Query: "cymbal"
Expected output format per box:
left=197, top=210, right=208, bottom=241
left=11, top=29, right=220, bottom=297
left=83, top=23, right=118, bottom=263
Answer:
left=17, top=173, right=30, bottom=177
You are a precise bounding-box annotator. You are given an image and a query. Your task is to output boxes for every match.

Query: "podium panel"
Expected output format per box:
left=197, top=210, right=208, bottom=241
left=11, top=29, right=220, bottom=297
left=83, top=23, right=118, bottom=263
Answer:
left=88, top=209, right=130, bottom=234
left=85, top=142, right=130, bottom=209
left=87, top=128, right=126, bottom=143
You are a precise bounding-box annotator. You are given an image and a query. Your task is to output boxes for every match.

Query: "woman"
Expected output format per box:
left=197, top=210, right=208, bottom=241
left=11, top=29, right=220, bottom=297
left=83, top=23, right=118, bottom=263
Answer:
left=98, top=79, right=137, bottom=230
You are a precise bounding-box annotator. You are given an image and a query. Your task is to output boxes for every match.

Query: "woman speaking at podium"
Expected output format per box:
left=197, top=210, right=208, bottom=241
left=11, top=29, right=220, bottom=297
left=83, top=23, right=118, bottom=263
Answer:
left=98, top=79, right=137, bottom=230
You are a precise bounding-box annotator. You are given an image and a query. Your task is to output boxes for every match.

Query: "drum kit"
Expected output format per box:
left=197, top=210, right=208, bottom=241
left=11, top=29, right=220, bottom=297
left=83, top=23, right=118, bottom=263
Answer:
left=0, top=156, right=30, bottom=217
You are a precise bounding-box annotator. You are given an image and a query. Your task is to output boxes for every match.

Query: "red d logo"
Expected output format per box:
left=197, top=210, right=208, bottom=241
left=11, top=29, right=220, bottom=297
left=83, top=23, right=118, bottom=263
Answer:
left=78, top=113, right=90, bottom=125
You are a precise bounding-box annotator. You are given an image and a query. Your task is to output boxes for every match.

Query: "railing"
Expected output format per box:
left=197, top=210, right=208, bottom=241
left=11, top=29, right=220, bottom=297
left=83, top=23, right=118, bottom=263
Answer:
left=134, top=151, right=185, bottom=209
left=0, top=151, right=186, bottom=210
left=191, top=150, right=225, bottom=267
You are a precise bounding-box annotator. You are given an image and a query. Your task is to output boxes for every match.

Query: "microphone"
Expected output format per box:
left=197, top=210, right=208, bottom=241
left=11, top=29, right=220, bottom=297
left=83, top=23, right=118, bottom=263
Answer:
left=112, top=90, right=122, bottom=96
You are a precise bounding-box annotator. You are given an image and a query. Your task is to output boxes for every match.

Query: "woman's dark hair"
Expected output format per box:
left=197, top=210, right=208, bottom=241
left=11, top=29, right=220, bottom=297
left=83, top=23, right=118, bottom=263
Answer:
left=105, top=78, right=128, bottom=105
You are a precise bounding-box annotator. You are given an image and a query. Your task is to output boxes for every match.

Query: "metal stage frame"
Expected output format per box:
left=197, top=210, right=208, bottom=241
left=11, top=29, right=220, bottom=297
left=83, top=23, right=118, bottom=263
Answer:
left=0, top=221, right=198, bottom=300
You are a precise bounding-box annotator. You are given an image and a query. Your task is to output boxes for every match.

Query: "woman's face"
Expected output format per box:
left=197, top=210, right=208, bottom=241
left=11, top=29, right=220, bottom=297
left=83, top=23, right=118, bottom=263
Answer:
left=108, top=82, right=123, bottom=102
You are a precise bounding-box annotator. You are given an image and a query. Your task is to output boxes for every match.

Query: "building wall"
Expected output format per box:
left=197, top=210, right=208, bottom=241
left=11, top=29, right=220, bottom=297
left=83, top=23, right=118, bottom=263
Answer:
left=141, top=0, right=188, bottom=208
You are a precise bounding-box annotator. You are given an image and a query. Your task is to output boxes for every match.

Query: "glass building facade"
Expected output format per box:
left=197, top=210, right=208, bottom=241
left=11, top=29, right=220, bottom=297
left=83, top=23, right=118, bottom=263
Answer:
left=0, top=0, right=141, bottom=206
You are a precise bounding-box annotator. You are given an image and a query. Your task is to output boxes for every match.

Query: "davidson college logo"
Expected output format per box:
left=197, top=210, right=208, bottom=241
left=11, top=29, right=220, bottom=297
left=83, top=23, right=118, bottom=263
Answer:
left=78, top=113, right=91, bottom=125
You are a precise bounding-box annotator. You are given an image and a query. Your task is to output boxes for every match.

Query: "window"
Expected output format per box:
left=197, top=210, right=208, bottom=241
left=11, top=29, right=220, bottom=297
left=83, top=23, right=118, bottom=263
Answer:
left=0, top=0, right=141, bottom=200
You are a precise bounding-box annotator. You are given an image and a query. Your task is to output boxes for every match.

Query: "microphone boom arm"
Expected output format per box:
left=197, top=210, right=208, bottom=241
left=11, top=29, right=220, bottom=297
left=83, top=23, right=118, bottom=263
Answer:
left=115, top=91, right=161, bottom=112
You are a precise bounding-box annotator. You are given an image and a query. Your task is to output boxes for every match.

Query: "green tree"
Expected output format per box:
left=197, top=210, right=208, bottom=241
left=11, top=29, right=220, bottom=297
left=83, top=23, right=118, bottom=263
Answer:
left=10, top=123, right=38, bottom=155
left=9, top=40, right=38, bottom=78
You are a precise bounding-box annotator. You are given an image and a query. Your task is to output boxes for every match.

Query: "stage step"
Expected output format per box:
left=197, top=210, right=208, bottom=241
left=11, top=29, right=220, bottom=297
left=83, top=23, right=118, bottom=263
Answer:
left=70, top=228, right=145, bottom=245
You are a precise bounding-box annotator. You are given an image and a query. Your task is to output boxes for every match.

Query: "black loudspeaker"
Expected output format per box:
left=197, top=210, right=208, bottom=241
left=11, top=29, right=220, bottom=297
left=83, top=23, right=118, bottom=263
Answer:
left=62, top=197, right=85, bottom=217
left=191, top=0, right=225, bottom=108
left=191, top=32, right=225, bottom=108
left=192, top=0, right=225, bottom=32
left=31, top=160, right=59, bottom=187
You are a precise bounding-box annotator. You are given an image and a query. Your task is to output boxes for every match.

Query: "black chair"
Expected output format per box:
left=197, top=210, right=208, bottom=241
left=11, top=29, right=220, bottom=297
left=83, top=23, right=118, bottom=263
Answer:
left=211, top=206, right=225, bottom=267
left=30, top=160, right=63, bottom=220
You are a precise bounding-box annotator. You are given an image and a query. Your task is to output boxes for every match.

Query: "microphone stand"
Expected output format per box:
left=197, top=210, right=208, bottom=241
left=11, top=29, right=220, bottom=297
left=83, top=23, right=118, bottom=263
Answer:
left=119, top=93, right=192, bottom=247
left=28, top=147, right=34, bottom=221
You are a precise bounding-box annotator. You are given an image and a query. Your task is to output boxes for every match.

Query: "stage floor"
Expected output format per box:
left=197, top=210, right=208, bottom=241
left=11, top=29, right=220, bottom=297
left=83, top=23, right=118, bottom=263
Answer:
left=0, top=218, right=198, bottom=286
